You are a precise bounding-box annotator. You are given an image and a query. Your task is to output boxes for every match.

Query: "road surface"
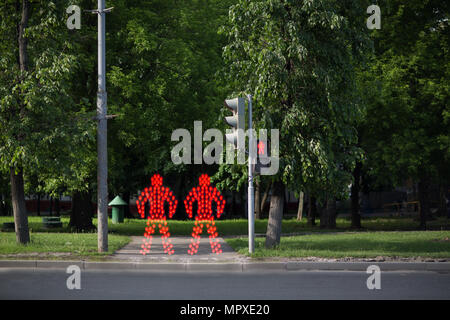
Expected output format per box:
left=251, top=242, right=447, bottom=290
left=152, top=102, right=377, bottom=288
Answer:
left=0, top=268, right=449, bottom=300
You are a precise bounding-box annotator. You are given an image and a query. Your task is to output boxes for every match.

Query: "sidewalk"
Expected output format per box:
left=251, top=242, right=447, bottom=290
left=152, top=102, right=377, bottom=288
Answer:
left=1, top=258, right=449, bottom=272
left=1, top=235, right=450, bottom=272
left=110, top=236, right=249, bottom=263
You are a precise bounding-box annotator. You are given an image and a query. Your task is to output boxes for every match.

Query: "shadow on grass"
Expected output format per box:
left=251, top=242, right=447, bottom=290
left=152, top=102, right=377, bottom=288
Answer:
left=226, top=232, right=450, bottom=258
left=1, top=216, right=449, bottom=237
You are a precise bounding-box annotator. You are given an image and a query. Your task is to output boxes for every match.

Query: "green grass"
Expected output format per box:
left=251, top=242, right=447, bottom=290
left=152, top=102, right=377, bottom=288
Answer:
left=1, top=216, right=448, bottom=236
left=226, top=231, right=450, bottom=259
left=0, top=232, right=130, bottom=260
left=1, top=216, right=449, bottom=259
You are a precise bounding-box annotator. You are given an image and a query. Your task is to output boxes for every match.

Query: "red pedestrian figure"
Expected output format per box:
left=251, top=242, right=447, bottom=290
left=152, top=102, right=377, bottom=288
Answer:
left=136, top=174, right=178, bottom=255
left=184, top=174, right=226, bottom=255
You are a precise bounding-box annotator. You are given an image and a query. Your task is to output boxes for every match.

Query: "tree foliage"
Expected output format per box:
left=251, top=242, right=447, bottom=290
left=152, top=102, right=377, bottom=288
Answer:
left=360, top=0, right=449, bottom=227
left=220, top=0, right=371, bottom=200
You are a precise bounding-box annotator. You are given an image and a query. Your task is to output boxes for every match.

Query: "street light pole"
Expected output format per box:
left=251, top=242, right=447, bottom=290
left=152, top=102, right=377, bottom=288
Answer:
left=247, top=94, right=255, bottom=254
left=97, top=0, right=108, bottom=252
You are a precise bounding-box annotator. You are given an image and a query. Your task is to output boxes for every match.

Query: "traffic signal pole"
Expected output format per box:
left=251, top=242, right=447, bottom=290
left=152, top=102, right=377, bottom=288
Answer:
left=97, top=0, right=108, bottom=252
left=247, top=94, right=255, bottom=254
left=224, top=95, right=255, bottom=254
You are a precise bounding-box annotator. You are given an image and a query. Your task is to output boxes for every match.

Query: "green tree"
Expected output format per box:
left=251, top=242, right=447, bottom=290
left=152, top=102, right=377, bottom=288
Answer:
left=221, top=0, right=371, bottom=247
left=0, top=0, right=92, bottom=242
left=360, top=0, right=450, bottom=229
left=106, top=0, right=235, bottom=215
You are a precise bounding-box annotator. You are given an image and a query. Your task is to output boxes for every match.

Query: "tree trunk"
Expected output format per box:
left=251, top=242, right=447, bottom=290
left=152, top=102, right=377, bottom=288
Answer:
left=296, top=191, right=304, bottom=220
left=351, top=162, right=362, bottom=228
left=320, top=197, right=337, bottom=229
left=6, top=196, right=12, bottom=216
left=328, top=197, right=337, bottom=228
left=231, top=192, right=236, bottom=217
left=255, top=179, right=261, bottom=219
left=49, top=196, right=53, bottom=216
left=10, top=167, right=30, bottom=243
left=18, top=0, right=29, bottom=70
left=418, top=176, right=430, bottom=230
left=0, top=194, right=4, bottom=216
left=265, top=180, right=285, bottom=248
left=174, top=176, right=183, bottom=219
left=437, top=182, right=447, bottom=217
left=260, top=181, right=271, bottom=216
left=55, top=195, right=60, bottom=217
left=319, top=199, right=326, bottom=228
left=11, top=0, right=30, bottom=244
left=36, top=193, right=41, bottom=217
left=307, top=195, right=316, bottom=226
left=69, top=191, right=95, bottom=232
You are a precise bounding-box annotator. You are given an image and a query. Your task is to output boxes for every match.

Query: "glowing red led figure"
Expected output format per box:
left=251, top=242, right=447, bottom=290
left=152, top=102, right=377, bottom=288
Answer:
left=257, top=140, right=265, bottom=155
left=184, top=174, right=226, bottom=255
left=136, top=174, right=178, bottom=255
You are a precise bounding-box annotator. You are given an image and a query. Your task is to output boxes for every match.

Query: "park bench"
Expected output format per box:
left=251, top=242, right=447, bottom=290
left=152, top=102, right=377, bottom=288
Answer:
left=2, top=222, right=15, bottom=231
left=383, top=201, right=420, bottom=216
left=42, top=216, right=63, bottom=228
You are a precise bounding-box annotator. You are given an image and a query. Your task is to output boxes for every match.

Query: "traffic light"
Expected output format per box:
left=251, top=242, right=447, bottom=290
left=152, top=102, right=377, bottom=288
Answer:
left=224, top=97, right=245, bottom=149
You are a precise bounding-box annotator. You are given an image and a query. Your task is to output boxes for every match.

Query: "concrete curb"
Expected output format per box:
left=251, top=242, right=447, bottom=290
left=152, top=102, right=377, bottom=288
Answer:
left=0, top=260, right=449, bottom=272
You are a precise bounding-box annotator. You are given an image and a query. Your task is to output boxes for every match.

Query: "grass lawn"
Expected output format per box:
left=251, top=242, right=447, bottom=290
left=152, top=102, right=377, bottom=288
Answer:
left=1, top=216, right=449, bottom=236
left=226, top=231, right=450, bottom=259
left=0, top=232, right=130, bottom=260
left=1, top=216, right=449, bottom=260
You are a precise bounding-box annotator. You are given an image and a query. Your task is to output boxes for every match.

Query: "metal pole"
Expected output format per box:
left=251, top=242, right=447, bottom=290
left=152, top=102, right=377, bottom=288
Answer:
left=247, top=94, right=255, bottom=254
left=97, top=0, right=108, bottom=252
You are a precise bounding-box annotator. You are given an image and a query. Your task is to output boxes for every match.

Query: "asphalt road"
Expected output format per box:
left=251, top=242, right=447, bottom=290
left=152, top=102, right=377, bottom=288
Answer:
left=0, top=268, right=449, bottom=300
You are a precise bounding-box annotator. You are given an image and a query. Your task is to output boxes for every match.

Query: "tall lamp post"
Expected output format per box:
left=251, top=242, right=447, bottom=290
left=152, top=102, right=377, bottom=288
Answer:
left=91, top=0, right=113, bottom=252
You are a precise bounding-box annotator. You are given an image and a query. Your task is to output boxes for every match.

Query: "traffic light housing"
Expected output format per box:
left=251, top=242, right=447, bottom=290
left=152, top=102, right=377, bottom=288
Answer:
left=255, top=139, right=271, bottom=174
left=224, top=97, right=245, bottom=148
